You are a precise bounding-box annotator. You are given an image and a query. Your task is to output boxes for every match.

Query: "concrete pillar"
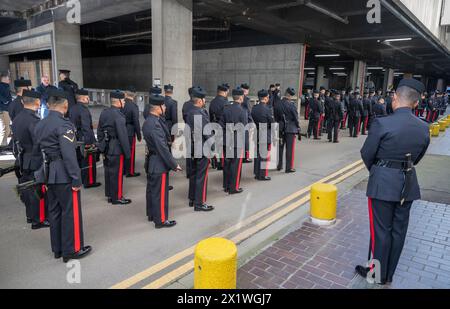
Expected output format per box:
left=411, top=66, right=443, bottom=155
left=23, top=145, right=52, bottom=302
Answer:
left=315, top=66, right=325, bottom=91
left=383, top=68, right=395, bottom=93
left=437, top=78, right=446, bottom=92
left=152, top=0, right=192, bottom=122
left=0, top=56, right=9, bottom=73
left=53, top=21, right=83, bottom=87
left=404, top=73, right=413, bottom=79
left=351, top=60, right=366, bottom=91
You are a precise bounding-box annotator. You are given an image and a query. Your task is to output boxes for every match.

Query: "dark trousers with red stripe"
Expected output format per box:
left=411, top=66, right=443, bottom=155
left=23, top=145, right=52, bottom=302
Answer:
left=367, top=198, right=413, bottom=282
left=361, top=115, right=369, bottom=135
left=254, top=144, right=271, bottom=179
left=307, top=116, right=319, bottom=139
left=278, top=133, right=296, bottom=172
left=341, top=112, right=348, bottom=129
left=80, top=152, right=97, bottom=187
left=189, top=157, right=210, bottom=206
left=349, top=116, right=360, bottom=137
left=146, top=172, right=169, bottom=224
left=104, top=154, right=125, bottom=201
left=327, top=119, right=340, bottom=142
left=224, top=150, right=244, bottom=192
left=47, top=184, right=84, bottom=256
left=20, top=170, right=47, bottom=224
left=125, top=135, right=137, bottom=176
left=304, top=104, right=310, bottom=120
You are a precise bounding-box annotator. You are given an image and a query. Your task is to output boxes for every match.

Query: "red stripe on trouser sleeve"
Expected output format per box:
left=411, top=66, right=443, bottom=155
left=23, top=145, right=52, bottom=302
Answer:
left=88, top=154, right=93, bottom=185
left=265, top=144, right=271, bottom=177
left=364, top=117, right=369, bottom=131
left=291, top=135, right=296, bottom=169
left=39, top=185, right=46, bottom=222
left=131, top=136, right=136, bottom=175
left=202, top=160, right=210, bottom=203
left=368, top=198, right=375, bottom=268
left=357, top=119, right=361, bottom=135
left=72, top=190, right=81, bottom=253
left=236, top=151, right=244, bottom=191
left=118, top=155, right=124, bottom=199
left=160, top=173, right=166, bottom=222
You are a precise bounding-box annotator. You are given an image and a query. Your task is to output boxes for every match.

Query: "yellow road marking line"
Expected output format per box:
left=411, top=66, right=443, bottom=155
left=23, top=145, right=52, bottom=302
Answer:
left=140, top=163, right=366, bottom=289
left=111, top=159, right=364, bottom=289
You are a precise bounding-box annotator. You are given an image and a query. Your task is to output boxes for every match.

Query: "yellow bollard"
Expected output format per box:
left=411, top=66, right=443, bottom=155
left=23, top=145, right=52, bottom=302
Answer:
left=439, top=120, right=446, bottom=132
left=310, top=183, right=337, bottom=226
left=194, top=238, right=237, bottom=289
left=445, top=118, right=450, bottom=128
left=431, top=123, right=440, bottom=137
left=429, top=128, right=433, bottom=139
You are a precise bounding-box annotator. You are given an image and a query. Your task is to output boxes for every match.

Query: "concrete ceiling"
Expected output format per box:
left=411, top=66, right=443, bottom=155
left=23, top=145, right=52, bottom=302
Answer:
left=0, top=0, right=39, bottom=12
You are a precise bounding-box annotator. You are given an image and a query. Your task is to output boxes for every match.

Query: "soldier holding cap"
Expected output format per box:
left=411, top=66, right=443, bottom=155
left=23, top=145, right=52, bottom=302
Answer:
left=143, top=94, right=182, bottom=228
left=11, top=90, right=50, bottom=229
left=69, top=88, right=101, bottom=188
left=122, top=87, right=142, bottom=178
left=356, top=78, right=430, bottom=285
left=35, top=89, right=91, bottom=262
left=97, top=90, right=132, bottom=205
left=9, top=79, right=31, bottom=121
left=251, top=89, right=274, bottom=181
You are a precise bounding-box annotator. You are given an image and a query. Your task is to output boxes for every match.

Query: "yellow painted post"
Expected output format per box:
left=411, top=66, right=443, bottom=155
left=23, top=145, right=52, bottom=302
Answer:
left=439, top=120, right=446, bottom=132
left=194, top=238, right=237, bottom=289
left=310, top=183, right=337, bottom=226
left=431, top=123, right=440, bottom=137
left=445, top=118, right=450, bottom=128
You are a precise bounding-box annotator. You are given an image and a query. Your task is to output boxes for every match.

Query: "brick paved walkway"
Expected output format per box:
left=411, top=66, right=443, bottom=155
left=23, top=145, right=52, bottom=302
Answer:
left=237, top=189, right=450, bottom=289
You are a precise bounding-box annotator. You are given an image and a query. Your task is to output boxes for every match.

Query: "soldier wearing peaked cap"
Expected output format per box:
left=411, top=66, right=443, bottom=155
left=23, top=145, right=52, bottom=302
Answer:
left=182, top=87, right=196, bottom=179
left=97, top=90, right=132, bottom=205
left=186, top=87, right=214, bottom=212
left=251, top=89, right=274, bottom=181
left=241, top=83, right=253, bottom=163
left=356, top=78, right=430, bottom=285
left=209, top=84, right=230, bottom=171
left=143, top=94, right=182, bottom=229
left=34, top=89, right=91, bottom=263
left=11, top=90, right=50, bottom=229
left=326, top=90, right=343, bottom=143
left=58, top=69, right=78, bottom=113
left=69, top=88, right=101, bottom=189
left=122, top=87, right=142, bottom=178
left=307, top=89, right=323, bottom=140
left=163, top=84, right=179, bottom=142
left=144, top=86, right=163, bottom=120
left=9, top=79, right=31, bottom=121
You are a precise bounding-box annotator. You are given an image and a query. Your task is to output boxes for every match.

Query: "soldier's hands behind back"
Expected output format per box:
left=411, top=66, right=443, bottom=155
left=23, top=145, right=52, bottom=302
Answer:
left=175, top=165, right=183, bottom=172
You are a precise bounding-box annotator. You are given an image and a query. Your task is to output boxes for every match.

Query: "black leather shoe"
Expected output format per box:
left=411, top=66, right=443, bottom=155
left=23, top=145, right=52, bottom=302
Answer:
left=155, top=220, right=177, bottom=229
left=328, top=139, right=333, bottom=143
left=63, top=246, right=92, bottom=263
left=111, top=198, right=132, bottom=205
left=194, top=204, right=214, bottom=212
left=224, top=188, right=229, bottom=193
left=31, top=220, right=51, bottom=230
left=85, top=182, right=101, bottom=189
left=243, top=159, right=253, bottom=163
left=169, top=185, right=174, bottom=191
left=355, top=265, right=370, bottom=279
left=27, top=218, right=32, bottom=224
left=277, top=167, right=283, bottom=171
left=333, top=141, right=339, bottom=143
left=229, top=188, right=243, bottom=194
left=107, top=198, right=112, bottom=204
left=189, top=200, right=194, bottom=207
left=126, top=173, right=141, bottom=178
left=256, top=176, right=271, bottom=181
left=54, top=252, right=62, bottom=259
left=286, top=169, right=296, bottom=173
left=148, top=216, right=153, bottom=222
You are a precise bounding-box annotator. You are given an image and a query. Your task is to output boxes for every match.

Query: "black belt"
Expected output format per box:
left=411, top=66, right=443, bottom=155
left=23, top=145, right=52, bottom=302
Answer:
left=47, top=154, right=62, bottom=162
left=375, top=159, right=408, bottom=170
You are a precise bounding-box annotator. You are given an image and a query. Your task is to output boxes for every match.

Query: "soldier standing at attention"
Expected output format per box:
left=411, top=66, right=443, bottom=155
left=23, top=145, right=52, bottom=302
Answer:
left=58, top=69, right=78, bottom=113
left=122, top=87, right=142, bottom=178
left=11, top=90, right=50, bottom=229
left=220, top=87, right=248, bottom=194
left=362, top=91, right=372, bottom=135
left=209, top=84, right=229, bottom=171
left=251, top=89, right=274, bottom=181
left=143, top=94, right=182, bottom=228
left=163, top=84, right=178, bottom=142
left=97, top=90, right=132, bottom=205
left=307, top=90, right=322, bottom=140
left=183, top=87, right=195, bottom=179
left=241, top=83, right=253, bottom=163
left=274, top=87, right=301, bottom=173
left=356, top=78, right=430, bottom=285
left=144, top=86, right=163, bottom=120
left=327, top=91, right=343, bottom=143
left=186, top=87, right=214, bottom=212
left=69, top=88, right=101, bottom=188
left=35, top=89, right=91, bottom=262
left=9, top=79, right=31, bottom=121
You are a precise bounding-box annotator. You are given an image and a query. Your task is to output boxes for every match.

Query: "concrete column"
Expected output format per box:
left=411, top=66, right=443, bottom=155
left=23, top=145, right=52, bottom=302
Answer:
left=383, top=68, right=395, bottom=93
left=350, top=60, right=366, bottom=91
left=0, top=56, right=9, bottom=73
left=152, top=0, right=192, bottom=122
left=437, top=78, right=446, bottom=92
left=315, top=66, right=325, bottom=90
left=53, top=21, right=83, bottom=87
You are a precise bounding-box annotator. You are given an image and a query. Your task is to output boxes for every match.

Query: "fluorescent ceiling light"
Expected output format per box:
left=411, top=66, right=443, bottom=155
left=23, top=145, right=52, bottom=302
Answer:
left=330, top=67, right=345, bottom=70
left=384, top=38, right=412, bottom=43
left=413, top=75, right=422, bottom=78
left=304, top=68, right=316, bottom=70
left=367, top=67, right=383, bottom=70
left=315, top=54, right=340, bottom=58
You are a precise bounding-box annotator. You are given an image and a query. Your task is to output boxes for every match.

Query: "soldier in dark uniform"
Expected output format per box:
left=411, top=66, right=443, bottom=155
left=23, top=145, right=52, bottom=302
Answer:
left=164, top=84, right=178, bottom=141
left=9, top=79, right=31, bottom=121
left=209, top=84, right=229, bottom=170
left=143, top=94, right=182, bottom=228
left=341, top=89, right=349, bottom=130
left=58, top=70, right=78, bottom=112
left=356, top=78, right=430, bottom=285
left=417, top=92, right=427, bottom=117
left=385, top=91, right=394, bottom=115
left=323, top=90, right=332, bottom=134
left=426, top=92, right=437, bottom=122
left=318, top=87, right=326, bottom=136
left=304, top=88, right=312, bottom=120
left=69, top=88, right=101, bottom=189
left=241, top=83, right=253, bottom=163
left=144, top=86, right=162, bottom=120
left=220, top=87, right=248, bottom=194
left=251, top=89, right=274, bottom=181
left=35, top=89, right=91, bottom=262
left=122, top=87, right=142, bottom=178
left=326, top=91, right=343, bottom=143
left=183, top=87, right=195, bottom=179
left=97, top=90, right=132, bottom=205
left=11, top=90, right=50, bottom=229
left=186, top=87, right=214, bottom=211
left=274, top=87, right=301, bottom=173
left=307, top=90, right=322, bottom=140
left=362, top=91, right=372, bottom=135
left=373, top=97, right=387, bottom=117
left=348, top=91, right=363, bottom=138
